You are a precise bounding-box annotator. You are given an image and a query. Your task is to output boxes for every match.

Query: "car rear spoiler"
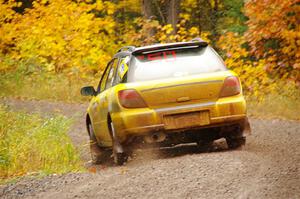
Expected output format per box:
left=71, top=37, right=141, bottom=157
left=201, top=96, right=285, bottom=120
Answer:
left=132, top=41, right=208, bottom=55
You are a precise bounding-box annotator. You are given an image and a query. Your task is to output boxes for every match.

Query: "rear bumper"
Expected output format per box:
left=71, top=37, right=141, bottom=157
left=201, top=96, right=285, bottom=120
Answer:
left=112, top=95, right=248, bottom=141
left=122, top=115, right=249, bottom=135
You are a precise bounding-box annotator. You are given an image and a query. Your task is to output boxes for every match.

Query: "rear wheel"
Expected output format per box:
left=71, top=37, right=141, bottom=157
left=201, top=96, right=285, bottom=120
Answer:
left=226, top=136, right=246, bottom=149
left=113, top=152, right=128, bottom=166
left=196, top=140, right=214, bottom=152
left=88, top=123, right=111, bottom=164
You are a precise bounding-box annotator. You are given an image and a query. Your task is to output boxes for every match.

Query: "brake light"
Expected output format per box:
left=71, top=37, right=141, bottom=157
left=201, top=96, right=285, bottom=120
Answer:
left=219, top=76, right=241, bottom=97
left=118, top=89, right=147, bottom=108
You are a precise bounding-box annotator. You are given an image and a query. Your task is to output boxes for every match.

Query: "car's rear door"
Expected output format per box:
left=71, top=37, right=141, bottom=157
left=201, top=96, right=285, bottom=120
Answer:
left=90, top=60, right=115, bottom=146
left=96, top=58, right=120, bottom=145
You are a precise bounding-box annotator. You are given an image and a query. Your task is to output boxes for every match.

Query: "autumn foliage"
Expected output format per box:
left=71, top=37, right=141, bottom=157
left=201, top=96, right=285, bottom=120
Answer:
left=0, top=0, right=299, bottom=97
left=244, top=0, right=300, bottom=82
left=0, top=0, right=121, bottom=74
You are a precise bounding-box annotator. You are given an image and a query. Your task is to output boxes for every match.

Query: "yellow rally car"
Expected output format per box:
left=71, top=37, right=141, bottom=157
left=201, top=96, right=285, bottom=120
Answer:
left=81, top=39, right=251, bottom=165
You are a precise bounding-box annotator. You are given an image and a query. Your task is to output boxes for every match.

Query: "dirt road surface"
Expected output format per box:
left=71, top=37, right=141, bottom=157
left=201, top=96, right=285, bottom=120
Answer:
left=0, top=98, right=299, bottom=199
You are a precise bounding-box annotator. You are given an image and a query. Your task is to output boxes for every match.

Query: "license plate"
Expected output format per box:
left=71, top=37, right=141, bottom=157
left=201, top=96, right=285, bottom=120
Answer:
left=163, top=111, right=210, bottom=130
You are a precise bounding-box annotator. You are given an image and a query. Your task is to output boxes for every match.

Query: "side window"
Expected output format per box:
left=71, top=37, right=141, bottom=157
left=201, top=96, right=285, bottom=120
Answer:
left=113, top=56, right=130, bottom=85
left=98, top=61, right=114, bottom=92
left=105, top=58, right=119, bottom=90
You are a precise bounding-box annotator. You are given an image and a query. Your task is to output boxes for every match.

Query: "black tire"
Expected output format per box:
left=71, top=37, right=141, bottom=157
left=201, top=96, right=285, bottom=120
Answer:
left=113, top=152, right=128, bottom=166
left=88, top=123, right=111, bottom=164
left=196, top=140, right=214, bottom=152
left=226, top=136, right=246, bottom=149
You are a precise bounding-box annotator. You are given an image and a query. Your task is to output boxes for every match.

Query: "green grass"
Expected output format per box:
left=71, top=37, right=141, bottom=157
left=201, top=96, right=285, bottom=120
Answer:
left=0, top=105, right=83, bottom=184
left=246, top=81, right=300, bottom=120
left=0, top=70, right=97, bottom=103
left=247, top=94, right=300, bottom=120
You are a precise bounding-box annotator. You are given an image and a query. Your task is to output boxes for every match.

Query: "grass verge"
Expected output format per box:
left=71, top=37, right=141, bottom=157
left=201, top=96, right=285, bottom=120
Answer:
left=247, top=94, right=300, bottom=120
left=0, top=105, right=83, bottom=184
left=246, top=81, right=300, bottom=120
left=0, top=71, right=97, bottom=103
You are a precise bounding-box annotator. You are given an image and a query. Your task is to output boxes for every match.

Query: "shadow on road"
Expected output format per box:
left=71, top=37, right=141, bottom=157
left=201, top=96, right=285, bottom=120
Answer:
left=87, top=138, right=230, bottom=169
left=158, top=139, right=229, bottom=159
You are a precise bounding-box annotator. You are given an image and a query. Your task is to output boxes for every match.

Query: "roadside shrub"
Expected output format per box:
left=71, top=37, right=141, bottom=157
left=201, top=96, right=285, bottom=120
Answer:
left=0, top=105, right=83, bottom=182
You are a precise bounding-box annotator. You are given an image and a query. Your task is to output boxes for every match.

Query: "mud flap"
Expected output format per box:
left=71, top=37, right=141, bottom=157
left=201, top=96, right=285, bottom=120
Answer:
left=111, top=122, right=124, bottom=154
left=242, top=117, right=251, bottom=135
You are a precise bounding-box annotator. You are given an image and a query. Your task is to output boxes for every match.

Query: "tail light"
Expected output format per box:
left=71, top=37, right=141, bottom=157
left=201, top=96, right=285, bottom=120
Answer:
left=118, top=89, right=147, bottom=108
left=219, top=76, right=241, bottom=97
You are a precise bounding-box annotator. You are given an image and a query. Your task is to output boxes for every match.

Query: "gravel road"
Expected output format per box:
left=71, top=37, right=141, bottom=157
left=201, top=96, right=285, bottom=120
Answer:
left=0, top=98, right=299, bottom=199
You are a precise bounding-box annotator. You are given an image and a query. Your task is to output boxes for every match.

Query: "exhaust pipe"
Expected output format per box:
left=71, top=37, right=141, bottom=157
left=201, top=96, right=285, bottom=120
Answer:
left=144, top=132, right=166, bottom=144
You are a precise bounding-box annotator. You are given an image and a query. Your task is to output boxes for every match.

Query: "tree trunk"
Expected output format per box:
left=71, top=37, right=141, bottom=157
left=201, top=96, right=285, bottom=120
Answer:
left=141, top=0, right=181, bottom=35
left=166, top=0, right=181, bottom=33
left=141, top=0, right=154, bottom=20
left=196, top=0, right=202, bottom=35
left=141, top=0, right=156, bottom=36
left=211, top=0, right=220, bottom=44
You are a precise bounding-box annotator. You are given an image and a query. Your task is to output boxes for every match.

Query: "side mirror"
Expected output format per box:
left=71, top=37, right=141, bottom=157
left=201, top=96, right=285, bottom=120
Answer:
left=80, top=86, right=96, bottom=96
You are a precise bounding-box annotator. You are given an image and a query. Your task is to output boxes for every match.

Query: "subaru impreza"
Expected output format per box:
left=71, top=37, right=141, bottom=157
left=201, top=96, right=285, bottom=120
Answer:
left=81, top=39, right=250, bottom=165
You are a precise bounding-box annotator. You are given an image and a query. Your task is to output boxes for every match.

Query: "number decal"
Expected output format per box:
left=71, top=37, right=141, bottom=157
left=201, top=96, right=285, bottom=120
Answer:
left=137, top=51, right=176, bottom=62
left=118, top=58, right=129, bottom=79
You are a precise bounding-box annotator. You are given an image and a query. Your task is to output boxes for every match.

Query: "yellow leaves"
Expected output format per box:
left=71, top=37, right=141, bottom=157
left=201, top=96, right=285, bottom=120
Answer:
left=164, top=24, right=174, bottom=35
left=199, top=32, right=211, bottom=43
left=180, top=0, right=197, bottom=12
left=217, top=32, right=280, bottom=98
left=16, top=1, right=22, bottom=7
left=159, top=34, right=167, bottom=42
left=104, top=1, right=117, bottom=15
left=45, top=62, right=55, bottom=72
left=0, top=1, right=18, bottom=23
left=40, top=0, right=48, bottom=5
left=244, top=0, right=300, bottom=82
left=157, top=22, right=210, bottom=44
left=156, top=24, right=176, bottom=43
left=0, top=0, right=119, bottom=74
left=189, top=27, right=199, bottom=36
left=116, top=0, right=140, bottom=13
left=218, top=32, right=248, bottom=62
left=180, top=13, right=190, bottom=21
left=94, top=0, right=104, bottom=10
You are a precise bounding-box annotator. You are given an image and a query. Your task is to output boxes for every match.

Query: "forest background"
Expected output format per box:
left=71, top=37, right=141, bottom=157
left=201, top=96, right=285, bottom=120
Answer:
left=0, top=0, right=300, bottom=119
left=0, top=0, right=300, bottom=182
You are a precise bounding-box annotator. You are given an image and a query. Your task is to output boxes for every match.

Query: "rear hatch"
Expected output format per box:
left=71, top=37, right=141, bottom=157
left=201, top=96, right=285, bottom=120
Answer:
left=126, top=42, right=230, bottom=108
left=126, top=71, right=230, bottom=109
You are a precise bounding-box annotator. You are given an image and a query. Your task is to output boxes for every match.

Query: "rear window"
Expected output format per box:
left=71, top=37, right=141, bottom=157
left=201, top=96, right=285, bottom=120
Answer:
left=127, top=46, right=226, bottom=82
